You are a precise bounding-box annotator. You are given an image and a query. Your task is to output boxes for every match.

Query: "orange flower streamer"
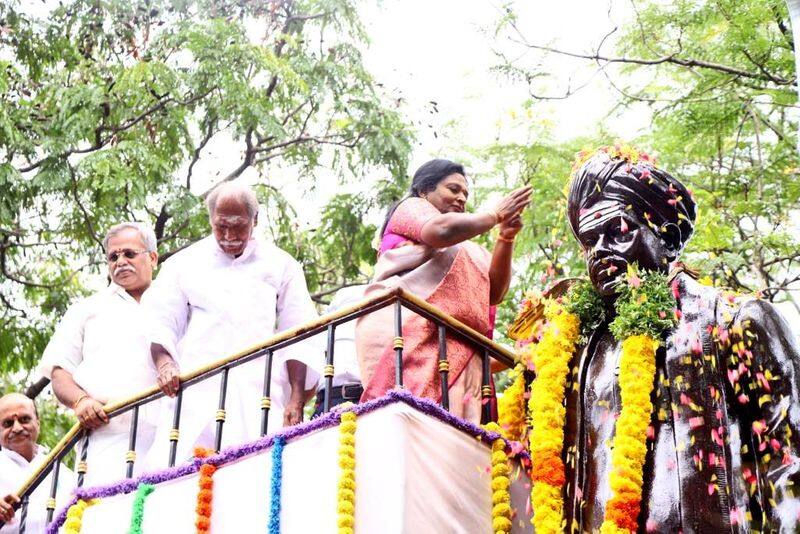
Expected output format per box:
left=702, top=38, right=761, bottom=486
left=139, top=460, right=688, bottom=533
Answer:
left=527, top=302, right=580, bottom=534
left=600, top=335, right=658, bottom=533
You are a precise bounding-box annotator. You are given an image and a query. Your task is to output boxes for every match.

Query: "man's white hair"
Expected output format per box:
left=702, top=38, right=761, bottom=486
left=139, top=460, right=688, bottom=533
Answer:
left=102, top=222, right=158, bottom=253
left=205, top=182, right=259, bottom=219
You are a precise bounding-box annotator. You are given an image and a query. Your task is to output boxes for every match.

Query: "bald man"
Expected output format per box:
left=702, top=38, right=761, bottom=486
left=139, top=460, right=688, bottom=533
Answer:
left=143, top=182, right=320, bottom=469
left=0, top=393, right=75, bottom=533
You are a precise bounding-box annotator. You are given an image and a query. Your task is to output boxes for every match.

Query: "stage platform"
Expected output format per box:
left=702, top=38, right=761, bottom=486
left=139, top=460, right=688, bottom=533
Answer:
left=48, top=391, right=533, bottom=533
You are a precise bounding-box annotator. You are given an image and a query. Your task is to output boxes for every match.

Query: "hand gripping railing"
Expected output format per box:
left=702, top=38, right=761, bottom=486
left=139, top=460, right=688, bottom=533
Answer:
left=2, top=287, right=516, bottom=531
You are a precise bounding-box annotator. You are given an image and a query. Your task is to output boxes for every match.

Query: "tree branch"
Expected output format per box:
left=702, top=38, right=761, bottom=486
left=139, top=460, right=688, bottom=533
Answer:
left=18, top=88, right=214, bottom=174
left=515, top=40, right=794, bottom=85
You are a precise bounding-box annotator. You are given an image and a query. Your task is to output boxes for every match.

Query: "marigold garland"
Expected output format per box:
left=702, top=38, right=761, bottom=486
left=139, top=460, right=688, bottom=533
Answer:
left=268, top=436, right=285, bottom=534
left=528, top=301, right=580, bottom=534
left=600, top=335, right=658, bottom=533
left=128, top=483, right=155, bottom=534
left=514, top=263, right=674, bottom=534
left=194, top=447, right=216, bottom=533
left=484, top=422, right=513, bottom=534
left=497, top=364, right=527, bottom=442
left=337, top=410, right=357, bottom=534
left=63, top=498, right=98, bottom=534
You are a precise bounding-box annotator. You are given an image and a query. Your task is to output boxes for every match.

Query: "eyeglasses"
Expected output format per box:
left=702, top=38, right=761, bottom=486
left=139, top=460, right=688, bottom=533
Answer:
left=107, top=249, right=148, bottom=263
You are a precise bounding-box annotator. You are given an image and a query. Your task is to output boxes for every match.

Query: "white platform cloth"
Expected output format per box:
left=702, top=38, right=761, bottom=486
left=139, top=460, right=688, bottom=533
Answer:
left=70, top=402, right=533, bottom=533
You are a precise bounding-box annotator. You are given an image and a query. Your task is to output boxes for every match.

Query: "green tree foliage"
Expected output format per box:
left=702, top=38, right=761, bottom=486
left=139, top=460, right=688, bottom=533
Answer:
left=0, top=0, right=413, bottom=378
left=487, top=0, right=800, bottom=324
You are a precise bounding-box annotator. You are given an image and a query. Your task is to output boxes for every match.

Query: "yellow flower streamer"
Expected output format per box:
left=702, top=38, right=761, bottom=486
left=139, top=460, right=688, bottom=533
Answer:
left=528, top=302, right=580, bottom=534
left=64, top=499, right=98, bottom=534
left=484, top=422, right=513, bottom=533
left=337, top=411, right=357, bottom=534
left=497, top=364, right=527, bottom=442
left=600, top=335, right=658, bottom=534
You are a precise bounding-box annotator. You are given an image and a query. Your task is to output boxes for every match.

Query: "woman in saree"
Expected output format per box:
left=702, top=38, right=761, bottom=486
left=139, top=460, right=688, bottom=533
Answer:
left=356, top=159, right=532, bottom=422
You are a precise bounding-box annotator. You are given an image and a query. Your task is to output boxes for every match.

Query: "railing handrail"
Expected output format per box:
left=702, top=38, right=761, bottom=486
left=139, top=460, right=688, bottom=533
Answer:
left=11, top=287, right=516, bottom=513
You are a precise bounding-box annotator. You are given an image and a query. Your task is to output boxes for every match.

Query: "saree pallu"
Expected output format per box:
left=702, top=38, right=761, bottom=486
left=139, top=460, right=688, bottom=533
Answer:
left=356, top=240, right=492, bottom=423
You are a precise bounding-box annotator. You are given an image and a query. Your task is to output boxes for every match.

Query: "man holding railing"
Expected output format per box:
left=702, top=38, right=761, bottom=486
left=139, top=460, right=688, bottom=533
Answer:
left=143, top=182, right=320, bottom=468
left=38, top=222, right=160, bottom=487
left=0, top=393, right=75, bottom=533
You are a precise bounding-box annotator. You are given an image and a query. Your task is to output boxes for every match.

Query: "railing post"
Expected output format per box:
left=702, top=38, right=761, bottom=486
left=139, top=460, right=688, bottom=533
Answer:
left=480, top=349, right=492, bottom=424
left=168, top=390, right=183, bottom=468
left=45, top=460, right=60, bottom=525
left=261, top=350, right=274, bottom=437
left=323, top=324, right=335, bottom=413
left=17, top=495, right=28, bottom=534
left=76, top=430, right=90, bottom=487
left=213, top=367, right=230, bottom=452
left=125, top=405, right=140, bottom=478
left=437, top=325, right=449, bottom=410
left=394, top=301, right=404, bottom=387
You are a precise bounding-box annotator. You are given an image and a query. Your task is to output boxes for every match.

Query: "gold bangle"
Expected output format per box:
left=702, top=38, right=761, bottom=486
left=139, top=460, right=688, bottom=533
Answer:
left=72, top=394, right=90, bottom=410
left=497, top=235, right=515, bottom=244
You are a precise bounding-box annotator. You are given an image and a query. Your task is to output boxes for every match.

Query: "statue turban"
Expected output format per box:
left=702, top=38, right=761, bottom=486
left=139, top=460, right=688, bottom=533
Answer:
left=567, top=147, right=697, bottom=251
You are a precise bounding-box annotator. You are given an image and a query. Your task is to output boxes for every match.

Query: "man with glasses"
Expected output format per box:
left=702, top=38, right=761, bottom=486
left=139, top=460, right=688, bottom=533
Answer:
left=38, top=222, right=159, bottom=486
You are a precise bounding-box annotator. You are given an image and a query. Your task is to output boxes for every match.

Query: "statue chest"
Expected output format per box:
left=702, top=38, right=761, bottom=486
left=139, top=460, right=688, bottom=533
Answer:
left=561, top=321, right=751, bottom=533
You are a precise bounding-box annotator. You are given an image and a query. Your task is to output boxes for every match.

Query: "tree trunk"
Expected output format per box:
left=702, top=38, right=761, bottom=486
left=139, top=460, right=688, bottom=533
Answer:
left=787, top=0, right=800, bottom=154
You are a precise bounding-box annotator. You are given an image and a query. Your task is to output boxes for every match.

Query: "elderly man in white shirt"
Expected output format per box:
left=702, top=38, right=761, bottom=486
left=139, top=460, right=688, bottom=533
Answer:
left=38, top=222, right=159, bottom=486
left=143, top=182, right=320, bottom=468
left=0, top=393, right=75, bottom=534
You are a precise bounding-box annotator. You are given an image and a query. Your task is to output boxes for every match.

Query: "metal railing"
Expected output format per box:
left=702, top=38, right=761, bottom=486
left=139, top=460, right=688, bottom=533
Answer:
left=2, top=287, right=516, bottom=531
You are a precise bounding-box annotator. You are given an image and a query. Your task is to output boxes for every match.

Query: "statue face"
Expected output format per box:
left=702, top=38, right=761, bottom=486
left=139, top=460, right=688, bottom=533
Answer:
left=576, top=200, right=674, bottom=297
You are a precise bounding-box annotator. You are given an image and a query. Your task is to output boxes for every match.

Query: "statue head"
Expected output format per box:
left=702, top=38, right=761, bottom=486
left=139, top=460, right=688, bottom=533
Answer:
left=566, top=145, right=697, bottom=298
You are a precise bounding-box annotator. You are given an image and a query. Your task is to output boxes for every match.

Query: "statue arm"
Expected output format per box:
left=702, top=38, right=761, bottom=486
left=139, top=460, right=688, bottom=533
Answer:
left=732, top=299, right=800, bottom=528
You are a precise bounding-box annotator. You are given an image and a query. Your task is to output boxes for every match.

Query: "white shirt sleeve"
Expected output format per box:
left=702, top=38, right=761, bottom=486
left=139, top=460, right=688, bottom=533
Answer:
left=275, top=257, right=321, bottom=389
left=38, top=300, right=88, bottom=378
left=141, top=259, right=189, bottom=359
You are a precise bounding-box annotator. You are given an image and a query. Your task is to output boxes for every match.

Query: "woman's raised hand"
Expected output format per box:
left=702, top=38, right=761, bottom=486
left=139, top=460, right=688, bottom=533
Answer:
left=492, top=185, right=532, bottom=224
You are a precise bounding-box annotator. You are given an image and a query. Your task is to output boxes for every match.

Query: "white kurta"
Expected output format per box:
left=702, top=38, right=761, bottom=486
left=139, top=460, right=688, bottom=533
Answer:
left=142, top=236, right=320, bottom=468
left=0, top=446, right=75, bottom=534
left=38, top=283, right=158, bottom=487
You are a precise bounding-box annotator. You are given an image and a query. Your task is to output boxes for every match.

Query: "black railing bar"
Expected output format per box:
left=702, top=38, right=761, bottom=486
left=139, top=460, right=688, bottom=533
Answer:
left=322, top=324, right=336, bottom=413
left=44, top=456, right=61, bottom=525
left=396, top=299, right=515, bottom=368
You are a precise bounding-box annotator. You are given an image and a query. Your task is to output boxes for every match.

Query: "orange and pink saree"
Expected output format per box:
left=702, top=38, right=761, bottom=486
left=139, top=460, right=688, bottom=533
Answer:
left=356, top=197, right=494, bottom=422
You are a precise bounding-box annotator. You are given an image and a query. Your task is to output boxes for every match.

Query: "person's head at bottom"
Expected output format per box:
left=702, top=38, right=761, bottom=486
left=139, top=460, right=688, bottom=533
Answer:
left=0, top=392, right=41, bottom=524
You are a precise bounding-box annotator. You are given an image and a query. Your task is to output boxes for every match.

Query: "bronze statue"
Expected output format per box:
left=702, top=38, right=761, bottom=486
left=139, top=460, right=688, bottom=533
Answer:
left=553, top=147, right=800, bottom=532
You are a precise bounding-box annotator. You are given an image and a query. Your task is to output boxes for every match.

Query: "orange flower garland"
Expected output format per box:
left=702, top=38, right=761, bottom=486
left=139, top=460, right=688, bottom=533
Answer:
left=527, top=301, right=580, bottom=534
left=194, top=447, right=216, bottom=533
left=600, top=335, right=658, bottom=533
left=515, top=268, right=672, bottom=533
